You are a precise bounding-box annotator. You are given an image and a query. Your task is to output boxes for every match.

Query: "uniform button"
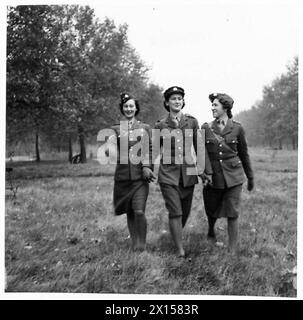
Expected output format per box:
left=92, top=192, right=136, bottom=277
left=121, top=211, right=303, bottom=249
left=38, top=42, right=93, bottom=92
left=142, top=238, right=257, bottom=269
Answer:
left=219, top=159, right=223, bottom=163
left=177, top=139, right=180, bottom=142
left=219, top=152, right=222, bottom=155
left=178, top=147, right=182, bottom=150
left=219, top=144, right=222, bottom=147
left=179, top=154, right=182, bottom=157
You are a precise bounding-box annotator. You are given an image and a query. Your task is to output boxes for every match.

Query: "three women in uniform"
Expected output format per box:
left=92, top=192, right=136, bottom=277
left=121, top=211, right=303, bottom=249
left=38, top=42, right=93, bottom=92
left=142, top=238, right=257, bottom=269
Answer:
left=108, top=89, right=253, bottom=256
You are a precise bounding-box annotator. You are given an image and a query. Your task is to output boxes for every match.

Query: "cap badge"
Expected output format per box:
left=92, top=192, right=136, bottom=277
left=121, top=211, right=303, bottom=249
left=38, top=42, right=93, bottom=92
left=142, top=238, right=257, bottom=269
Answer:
left=173, top=87, right=178, bottom=91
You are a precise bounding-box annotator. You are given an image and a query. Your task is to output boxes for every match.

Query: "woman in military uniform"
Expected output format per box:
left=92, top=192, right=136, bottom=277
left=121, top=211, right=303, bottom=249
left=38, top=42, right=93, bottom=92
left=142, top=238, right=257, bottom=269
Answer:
left=201, top=93, right=254, bottom=255
left=107, top=93, right=155, bottom=251
left=154, top=86, right=212, bottom=257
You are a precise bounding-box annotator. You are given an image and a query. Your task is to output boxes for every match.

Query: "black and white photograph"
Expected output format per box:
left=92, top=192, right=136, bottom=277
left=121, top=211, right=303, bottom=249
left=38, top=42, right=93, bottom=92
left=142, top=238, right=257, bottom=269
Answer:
left=2, top=0, right=302, bottom=300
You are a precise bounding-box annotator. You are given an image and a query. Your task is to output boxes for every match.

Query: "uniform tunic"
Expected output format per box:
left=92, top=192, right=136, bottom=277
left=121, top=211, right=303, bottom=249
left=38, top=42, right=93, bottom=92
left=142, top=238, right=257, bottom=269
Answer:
left=155, top=113, right=212, bottom=223
left=110, top=119, right=152, bottom=215
left=201, top=118, right=253, bottom=218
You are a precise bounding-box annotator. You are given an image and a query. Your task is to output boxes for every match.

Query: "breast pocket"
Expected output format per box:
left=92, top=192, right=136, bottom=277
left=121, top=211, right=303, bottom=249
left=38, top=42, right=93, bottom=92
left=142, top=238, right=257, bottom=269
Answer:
left=225, top=136, right=238, bottom=151
left=205, top=138, right=217, bottom=152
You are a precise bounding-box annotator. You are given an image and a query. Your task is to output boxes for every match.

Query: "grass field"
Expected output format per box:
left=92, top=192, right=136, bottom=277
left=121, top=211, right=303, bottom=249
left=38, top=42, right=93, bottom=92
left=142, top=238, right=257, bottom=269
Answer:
left=5, top=147, right=297, bottom=296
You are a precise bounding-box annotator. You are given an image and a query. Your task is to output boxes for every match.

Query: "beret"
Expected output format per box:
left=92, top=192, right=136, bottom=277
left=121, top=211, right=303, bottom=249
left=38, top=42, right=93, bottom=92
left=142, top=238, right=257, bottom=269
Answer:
left=209, top=93, right=234, bottom=109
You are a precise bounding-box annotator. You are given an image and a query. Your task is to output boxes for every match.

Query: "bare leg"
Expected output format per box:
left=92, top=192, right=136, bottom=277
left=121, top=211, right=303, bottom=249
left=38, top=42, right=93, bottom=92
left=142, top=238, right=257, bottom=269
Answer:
left=227, top=217, right=238, bottom=254
left=169, top=216, right=185, bottom=257
left=134, top=210, right=147, bottom=251
left=126, top=212, right=136, bottom=250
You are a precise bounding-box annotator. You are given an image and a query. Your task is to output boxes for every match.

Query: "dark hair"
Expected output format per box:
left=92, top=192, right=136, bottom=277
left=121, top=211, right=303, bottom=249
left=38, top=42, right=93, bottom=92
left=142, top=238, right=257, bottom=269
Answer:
left=119, top=99, right=140, bottom=116
left=226, top=109, right=233, bottom=119
left=209, top=93, right=234, bottom=119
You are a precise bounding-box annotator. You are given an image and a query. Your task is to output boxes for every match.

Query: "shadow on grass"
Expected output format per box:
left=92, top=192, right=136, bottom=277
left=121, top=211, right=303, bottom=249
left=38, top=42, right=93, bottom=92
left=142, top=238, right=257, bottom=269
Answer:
left=5, top=159, right=115, bottom=180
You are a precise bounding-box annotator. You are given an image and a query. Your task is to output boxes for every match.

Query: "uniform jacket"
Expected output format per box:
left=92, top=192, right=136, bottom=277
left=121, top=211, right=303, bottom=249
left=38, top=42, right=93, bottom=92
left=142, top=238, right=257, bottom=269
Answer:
left=155, top=113, right=213, bottom=187
left=201, top=118, right=254, bottom=189
left=110, top=119, right=152, bottom=181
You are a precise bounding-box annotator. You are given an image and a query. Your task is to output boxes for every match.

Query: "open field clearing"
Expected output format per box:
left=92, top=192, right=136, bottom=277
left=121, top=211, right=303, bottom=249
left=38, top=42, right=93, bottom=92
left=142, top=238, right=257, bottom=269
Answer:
left=5, top=148, right=297, bottom=296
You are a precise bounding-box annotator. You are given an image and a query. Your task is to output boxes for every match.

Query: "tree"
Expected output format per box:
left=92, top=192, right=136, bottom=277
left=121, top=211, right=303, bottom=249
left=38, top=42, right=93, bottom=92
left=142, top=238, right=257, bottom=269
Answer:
left=235, top=56, right=298, bottom=149
left=6, top=5, right=166, bottom=162
left=7, top=5, right=63, bottom=161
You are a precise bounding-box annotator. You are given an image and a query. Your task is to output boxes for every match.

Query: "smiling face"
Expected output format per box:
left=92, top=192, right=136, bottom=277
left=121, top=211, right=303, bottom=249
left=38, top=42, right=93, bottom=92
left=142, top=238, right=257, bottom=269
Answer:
left=122, top=99, right=137, bottom=120
left=211, top=98, right=226, bottom=119
left=166, top=94, right=184, bottom=113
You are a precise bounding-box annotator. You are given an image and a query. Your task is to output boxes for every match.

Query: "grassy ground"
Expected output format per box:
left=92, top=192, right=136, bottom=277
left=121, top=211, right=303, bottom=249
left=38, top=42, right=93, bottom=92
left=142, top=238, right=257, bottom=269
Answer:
left=5, top=147, right=297, bottom=296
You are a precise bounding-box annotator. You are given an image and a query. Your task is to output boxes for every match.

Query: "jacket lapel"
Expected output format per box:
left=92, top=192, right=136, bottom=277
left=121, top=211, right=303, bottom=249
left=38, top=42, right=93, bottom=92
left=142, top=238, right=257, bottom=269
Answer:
left=220, top=118, right=233, bottom=136
left=179, top=113, right=188, bottom=129
left=167, top=115, right=178, bottom=128
left=131, top=119, right=139, bottom=129
left=210, top=120, right=221, bottom=135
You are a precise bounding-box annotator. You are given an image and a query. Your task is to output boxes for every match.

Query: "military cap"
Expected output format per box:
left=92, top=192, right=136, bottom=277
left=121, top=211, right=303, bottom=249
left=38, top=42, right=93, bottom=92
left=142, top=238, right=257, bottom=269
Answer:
left=119, top=92, right=140, bottom=115
left=209, top=93, right=234, bottom=109
left=164, top=86, right=185, bottom=101
left=120, top=92, right=134, bottom=105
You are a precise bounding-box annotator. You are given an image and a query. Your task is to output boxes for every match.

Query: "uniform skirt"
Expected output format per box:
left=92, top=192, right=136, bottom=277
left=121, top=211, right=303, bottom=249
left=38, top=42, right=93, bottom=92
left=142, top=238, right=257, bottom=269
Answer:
left=203, top=184, right=242, bottom=218
left=113, top=180, right=149, bottom=215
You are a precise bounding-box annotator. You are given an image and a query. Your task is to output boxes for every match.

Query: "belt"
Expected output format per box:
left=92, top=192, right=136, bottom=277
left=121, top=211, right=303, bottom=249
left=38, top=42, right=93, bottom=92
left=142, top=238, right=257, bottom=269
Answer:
left=210, top=155, right=238, bottom=161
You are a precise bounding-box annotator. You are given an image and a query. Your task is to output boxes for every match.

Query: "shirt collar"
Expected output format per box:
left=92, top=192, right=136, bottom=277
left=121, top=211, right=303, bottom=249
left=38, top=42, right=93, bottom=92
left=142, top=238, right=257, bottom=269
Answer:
left=170, top=112, right=182, bottom=122
left=128, top=118, right=136, bottom=126
left=216, top=114, right=228, bottom=125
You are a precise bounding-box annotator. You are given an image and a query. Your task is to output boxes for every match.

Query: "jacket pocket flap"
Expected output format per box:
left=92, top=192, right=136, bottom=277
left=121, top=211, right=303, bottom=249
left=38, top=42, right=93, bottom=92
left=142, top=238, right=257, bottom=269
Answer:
left=206, top=138, right=216, bottom=144
left=225, top=136, right=238, bottom=143
left=231, top=159, right=242, bottom=167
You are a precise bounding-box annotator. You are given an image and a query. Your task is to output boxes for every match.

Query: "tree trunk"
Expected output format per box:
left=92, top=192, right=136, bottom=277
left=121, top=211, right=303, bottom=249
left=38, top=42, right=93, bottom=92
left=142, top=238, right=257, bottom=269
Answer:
left=35, top=132, right=40, bottom=162
left=68, top=135, right=73, bottom=163
left=78, top=124, right=86, bottom=163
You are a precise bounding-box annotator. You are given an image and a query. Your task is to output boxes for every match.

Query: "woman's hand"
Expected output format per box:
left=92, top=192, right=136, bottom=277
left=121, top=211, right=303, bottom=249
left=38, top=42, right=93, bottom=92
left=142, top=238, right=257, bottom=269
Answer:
left=199, top=173, right=212, bottom=187
left=247, top=178, right=254, bottom=191
left=142, top=167, right=156, bottom=183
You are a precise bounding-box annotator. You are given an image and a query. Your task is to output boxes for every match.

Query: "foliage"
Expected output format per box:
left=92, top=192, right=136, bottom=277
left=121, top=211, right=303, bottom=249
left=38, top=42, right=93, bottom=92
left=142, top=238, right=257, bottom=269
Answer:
left=235, top=56, right=298, bottom=149
left=6, top=5, right=165, bottom=161
left=7, top=6, right=61, bottom=147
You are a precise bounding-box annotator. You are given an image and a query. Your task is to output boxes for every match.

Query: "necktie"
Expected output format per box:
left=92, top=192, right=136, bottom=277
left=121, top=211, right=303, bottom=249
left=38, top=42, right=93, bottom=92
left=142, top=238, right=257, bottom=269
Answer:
left=217, top=119, right=225, bottom=131
left=171, top=117, right=179, bottom=127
